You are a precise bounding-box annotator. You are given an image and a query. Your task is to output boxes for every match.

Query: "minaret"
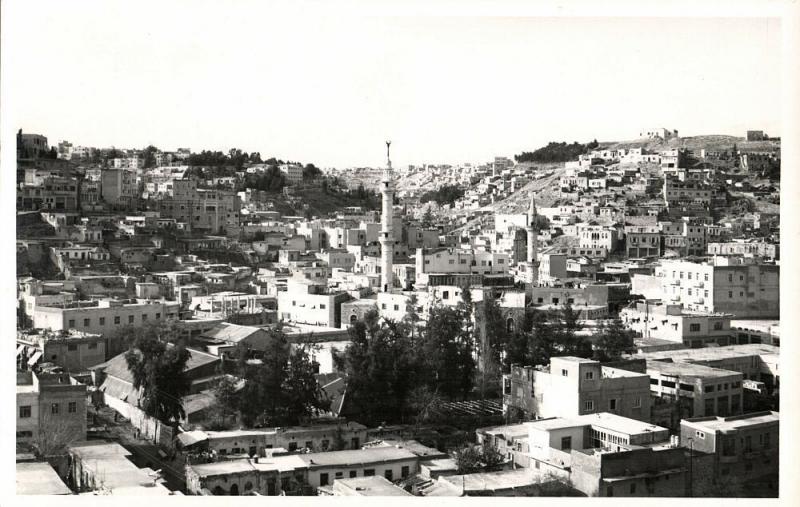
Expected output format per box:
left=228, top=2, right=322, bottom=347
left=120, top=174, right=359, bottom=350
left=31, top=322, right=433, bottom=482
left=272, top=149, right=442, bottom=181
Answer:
left=380, top=141, right=394, bottom=292
left=526, top=194, right=538, bottom=264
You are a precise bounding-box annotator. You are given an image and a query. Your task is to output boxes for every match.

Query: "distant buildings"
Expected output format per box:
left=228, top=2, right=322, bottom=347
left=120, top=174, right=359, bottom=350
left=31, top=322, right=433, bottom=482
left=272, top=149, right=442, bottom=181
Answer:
left=640, top=128, right=679, bottom=140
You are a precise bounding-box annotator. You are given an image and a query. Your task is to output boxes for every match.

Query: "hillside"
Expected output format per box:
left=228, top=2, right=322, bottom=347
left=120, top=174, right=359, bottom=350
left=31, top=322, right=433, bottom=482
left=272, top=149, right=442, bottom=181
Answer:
left=607, top=135, right=779, bottom=153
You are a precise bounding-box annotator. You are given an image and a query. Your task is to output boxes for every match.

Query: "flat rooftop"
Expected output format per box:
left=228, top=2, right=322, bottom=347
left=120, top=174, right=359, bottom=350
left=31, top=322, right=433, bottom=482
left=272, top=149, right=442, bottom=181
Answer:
left=299, top=447, right=418, bottom=468
left=190, top=455, right=309, bottom=477
left=69, top=441, right=172, bottom=494
left=633, top=344, right=779, bottom=363
left=684, top=411, right=779, bottom=433
left=442, top=469, right=538, bottom=491
left=574, top=412, right=668, bottom=436
left=333, top=476, right=412, bottom=496
left=646, top=360, right=742, bottom=379
left=17, top=462, right=72, bottom=495
left=527, top=417, right=586, bottom=432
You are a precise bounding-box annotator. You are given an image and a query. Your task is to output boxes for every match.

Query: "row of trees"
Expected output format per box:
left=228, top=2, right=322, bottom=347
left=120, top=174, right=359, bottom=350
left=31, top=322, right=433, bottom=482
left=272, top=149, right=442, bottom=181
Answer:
left=335, top=293, right=637, bottom=427
left=515, top=140, right=599, bottom=163
left=333, top=299, right=476, bottom=426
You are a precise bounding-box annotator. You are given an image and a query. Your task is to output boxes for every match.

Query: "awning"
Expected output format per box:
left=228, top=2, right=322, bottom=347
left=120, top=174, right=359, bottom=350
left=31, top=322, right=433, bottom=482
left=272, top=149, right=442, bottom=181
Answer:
left=177, top=430, right=208, bottom=448
left=27, top=351, right=43, bottom=366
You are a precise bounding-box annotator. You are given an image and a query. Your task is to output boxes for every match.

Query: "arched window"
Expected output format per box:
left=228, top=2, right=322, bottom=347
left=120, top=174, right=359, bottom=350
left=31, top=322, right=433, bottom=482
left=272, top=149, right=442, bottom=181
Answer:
left=350, top=314, right=358, bottom=324
left=229, top=483, right=239, bottom=496
left=212, top=486, right=225, bottom=496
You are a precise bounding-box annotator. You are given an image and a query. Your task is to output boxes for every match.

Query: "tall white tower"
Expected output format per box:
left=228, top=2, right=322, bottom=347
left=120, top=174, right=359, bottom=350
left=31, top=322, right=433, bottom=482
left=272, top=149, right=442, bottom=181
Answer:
left=380, top=141, right=394, bottom=292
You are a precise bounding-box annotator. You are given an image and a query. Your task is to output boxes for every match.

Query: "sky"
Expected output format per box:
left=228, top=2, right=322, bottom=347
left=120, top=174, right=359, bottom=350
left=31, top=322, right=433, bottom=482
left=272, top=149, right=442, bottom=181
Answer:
left=3, top=2, right=782, bottom=168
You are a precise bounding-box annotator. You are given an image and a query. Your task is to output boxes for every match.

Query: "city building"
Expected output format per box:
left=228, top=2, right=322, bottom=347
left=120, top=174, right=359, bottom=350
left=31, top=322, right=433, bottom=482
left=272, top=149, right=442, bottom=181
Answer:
left=16, top=370, right=87, bottom=445
left=503, top=357, right=652, bottom=422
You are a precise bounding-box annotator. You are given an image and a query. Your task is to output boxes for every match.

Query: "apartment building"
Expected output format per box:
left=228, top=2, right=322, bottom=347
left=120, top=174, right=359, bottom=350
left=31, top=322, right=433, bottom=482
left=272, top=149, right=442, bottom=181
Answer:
left=31, top=298, right=180, bottom=335
left=101, top=168, right=138, bottom=210
left=16, top=371, right=87, bottom=445
left=158, top=179, right=241, bottom=237
left=625, top=226, right=661, bottom=258
left=663, top=177, right=712, bottom=209
left=17, top=176, right=79, bottom=211
left=277, top=278, right=351, bottom=327
left=503, top=357, right=652, bottom=422
left=707, top=241, right=778, bottom=260
left=632, top=258, right=779, bottom=318
left=415, top=247, right=510, bottom=288
left=680, top=411, right=778, bottom=494
left=620, top=301, right=732, bottom=347
left=645, top=359, right=744, bottom=421
left=17, top=329, right=106, bottom=371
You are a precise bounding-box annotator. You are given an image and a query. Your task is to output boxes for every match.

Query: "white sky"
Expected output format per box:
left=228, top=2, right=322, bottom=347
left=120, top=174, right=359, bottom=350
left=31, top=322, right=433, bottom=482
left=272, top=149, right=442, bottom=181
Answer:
left=3, top=2, right=782, bottom=168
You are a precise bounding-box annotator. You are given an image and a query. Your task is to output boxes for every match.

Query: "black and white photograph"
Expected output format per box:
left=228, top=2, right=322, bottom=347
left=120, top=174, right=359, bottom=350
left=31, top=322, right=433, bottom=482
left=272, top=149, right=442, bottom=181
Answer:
left=3, top=0, right=798, bottom=501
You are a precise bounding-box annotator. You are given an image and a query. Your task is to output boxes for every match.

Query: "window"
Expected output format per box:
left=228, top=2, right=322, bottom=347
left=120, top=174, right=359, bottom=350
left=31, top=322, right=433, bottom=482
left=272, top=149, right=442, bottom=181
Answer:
left=443, top=291, right=450, bottom=299
left=114, top=316, right=121, bottom=325
left=385, top=469, right=393, bottom=481
left=689, top=323, right=701, bottom=332
left=561, top=369, right=568, bottom=377
left=19, top=405, right=31, bottom=418
left=704, top=385, right=715, bottom=393
left=609, top=399, right=617, bottom=410
left=633, top=397, right=641, bottom=408
left=728, top=291, right=733, bottom=299
left=84, top=318, right=90, bottom=327
left=68, top=344, right=78, bottom=351
left=142, top=314, right=148, bottom=322
left=319, top=473, right=329, bottom=486
left=319, top=303, right=326, bottom=310
left=584, top=400, right=594, bottom=411
left=68, top=319, right=75, bottom=328
left=305, top=441, right=312, bottom=449
left=561, top=436, right=572, bottom=450
left=51, top=403, right=60, bottom=415
left=349, top=471, right=358, bottom=478
left=128, top=315, right=134, bottom=324
left=585, top=371, right=594, bottom=380
left=68, top=401, right=77, bottom=413
left=100, top=317, right=106, bottom=326
left=364, top=469, right=375, bottom=477
left=155, top=313, right=161, bottom=320
left=695, top=431, right=705, bottom=439
left=335, top=471, right=343, bottom=479
left=713, top=322, right=723, bottom=330
left=288, top=442, right=298, bottom=451
left=381, top=303, right=387, bottom=310
left=401, top=466, right=409, bottom=478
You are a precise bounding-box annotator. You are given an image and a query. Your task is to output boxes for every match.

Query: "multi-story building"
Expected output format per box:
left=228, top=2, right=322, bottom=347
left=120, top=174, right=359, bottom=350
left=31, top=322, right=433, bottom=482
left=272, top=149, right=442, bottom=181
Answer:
left=281, top=164, right=304, bottom=185
left=577, top=224, right=619, bottom=253
left=277, top=278, right=351, bottom=327
left=17, top=176, right=79, bottom=211
left=16, top=370, right=87, bottom=445
left=632, top=258, right=779, bottom=318
left=663, top=177, right=712, bottom=209
left=157, top=179, right=241, bottom=237
left=707, top=241, right=778, bottom=260
left=620, top=301, right=733, bottom=347
left=645, top=360, right=744, bottom=424
left=625, top=225, right=661, bottom=258
left=101, top=168, right=138, bottom=210
left=415, top=247, right=510, bottom=288
left=31, top=298, right=180, bottom=335
left=680, top=411, right=778, bottom=495
left=503, top=357, right=652, bottom=422
left=17, top=329, right=107, bottom=371
left=17, top=130, right=49, bottom=158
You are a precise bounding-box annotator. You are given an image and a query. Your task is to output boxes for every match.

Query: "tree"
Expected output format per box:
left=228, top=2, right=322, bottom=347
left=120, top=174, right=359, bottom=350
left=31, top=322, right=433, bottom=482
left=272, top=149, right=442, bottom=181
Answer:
left=420, top=207, right=435, bottom=228
left=124, top=330, right=192, bottom=425
left=235, top=330, right=329, bottom=427
left=336, top=310, right=416, bottom=425
left=211, top=375, right=241, bottom=429
left=452, top=443, right=506, bottom=474
left=142, top=145, right=159, bottom=168
left=303, top=163, right=322, bottom=180
left=421, top=304, right=475, bottom=400
left=593, top=319, right=637, bottom=362
left=34, top=410, right=82, bottom=456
